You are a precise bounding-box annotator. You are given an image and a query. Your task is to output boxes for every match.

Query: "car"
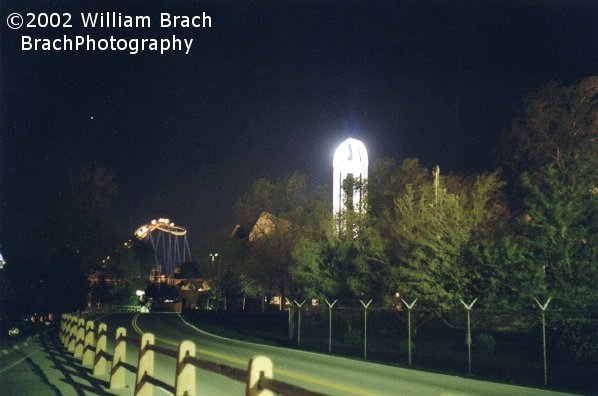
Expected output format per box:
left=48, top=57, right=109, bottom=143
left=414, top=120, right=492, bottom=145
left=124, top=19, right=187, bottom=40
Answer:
left=0, top=303, right=55, bottom=338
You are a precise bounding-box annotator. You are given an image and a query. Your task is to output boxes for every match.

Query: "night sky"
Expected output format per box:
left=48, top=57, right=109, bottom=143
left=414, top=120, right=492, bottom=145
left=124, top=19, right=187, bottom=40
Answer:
left=1, top=0, right=596, bottom=258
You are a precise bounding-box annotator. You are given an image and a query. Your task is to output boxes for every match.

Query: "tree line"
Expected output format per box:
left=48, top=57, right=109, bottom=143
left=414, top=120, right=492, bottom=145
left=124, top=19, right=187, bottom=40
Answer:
left=210, top=77, right=597, bottom=317
left=3, top=77, right=595, bottom=324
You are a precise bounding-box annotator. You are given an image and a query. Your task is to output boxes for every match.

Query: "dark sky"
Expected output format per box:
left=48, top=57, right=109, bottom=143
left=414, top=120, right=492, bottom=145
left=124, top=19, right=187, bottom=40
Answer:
left=1, top=0, right=597, bottom=258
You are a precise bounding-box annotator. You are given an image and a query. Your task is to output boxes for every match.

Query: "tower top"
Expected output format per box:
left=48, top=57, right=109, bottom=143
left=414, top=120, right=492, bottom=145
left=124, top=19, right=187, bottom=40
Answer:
left=333, top=138, right=368, bottom=168
left=333, top=138, right=368, bottom=217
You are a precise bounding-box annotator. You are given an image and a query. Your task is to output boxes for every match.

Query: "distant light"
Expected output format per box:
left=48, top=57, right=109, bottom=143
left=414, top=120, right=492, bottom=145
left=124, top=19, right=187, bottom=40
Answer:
left=134, top=217, right=188, bottom=239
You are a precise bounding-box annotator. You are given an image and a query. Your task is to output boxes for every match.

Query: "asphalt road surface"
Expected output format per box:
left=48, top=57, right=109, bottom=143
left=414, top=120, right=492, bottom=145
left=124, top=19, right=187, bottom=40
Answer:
left=88, top=312, right=571, bottom=396
left=0, top=313, right=574, bottom=395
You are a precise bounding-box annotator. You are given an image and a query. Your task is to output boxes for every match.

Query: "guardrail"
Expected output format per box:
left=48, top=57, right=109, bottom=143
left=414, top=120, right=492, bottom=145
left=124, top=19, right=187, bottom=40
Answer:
left=60, top=313, right=324, bottom=396
left=83, top=304, right=144, bottom=314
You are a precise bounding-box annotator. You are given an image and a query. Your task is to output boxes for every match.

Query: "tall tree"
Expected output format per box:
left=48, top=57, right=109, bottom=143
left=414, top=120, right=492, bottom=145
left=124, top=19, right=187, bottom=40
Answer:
left=501, top=76, right=597, bottom=174
left=233, top=173, right=329, bottom=304
left=500, top=77, right=598, bottom=310
left=384, top=170, right=506, bottom=308
left=520, top=156, right=597, bottom=309
left=66, top=166, right=120, bottom=272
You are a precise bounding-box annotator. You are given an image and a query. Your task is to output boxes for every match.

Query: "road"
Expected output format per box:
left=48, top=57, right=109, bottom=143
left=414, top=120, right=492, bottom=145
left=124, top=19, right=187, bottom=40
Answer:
left=90, top=312, right=571, bottom=396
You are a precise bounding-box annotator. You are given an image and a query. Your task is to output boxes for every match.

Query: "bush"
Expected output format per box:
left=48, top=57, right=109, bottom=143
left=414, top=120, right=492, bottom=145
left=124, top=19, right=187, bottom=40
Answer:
left=342, top=329, right=362, bottom=347
left=474, top=333, right=496, bottom=356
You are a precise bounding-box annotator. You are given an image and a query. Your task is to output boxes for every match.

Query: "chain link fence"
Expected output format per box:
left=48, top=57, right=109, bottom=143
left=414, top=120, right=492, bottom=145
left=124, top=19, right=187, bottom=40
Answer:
left=285, top=304, right=597, bottom=393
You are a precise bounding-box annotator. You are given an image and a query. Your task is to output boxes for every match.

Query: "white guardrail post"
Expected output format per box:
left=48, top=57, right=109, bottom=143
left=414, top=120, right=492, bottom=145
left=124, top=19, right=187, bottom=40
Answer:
left=64, top=314, right=74, bottom=347
left=82, top=320, right=96, bottom=368
left=58, top=312, right=315, bottom=396
left=93, top=323, right=108, bottom=376
left=74, top=318, right=85, bottom=360
left=110, top=327, right=127, bottom=390
left=246, top=356, right=273, bottom=396
left=60, top=314, right=67, bottom=346
left=64, top=315, right=73, bottom=346
left=67, top=316, right=78, bottom=353
left=175, top=340, right=196, bottom=396
left=135, top=332, right=156, bottom=396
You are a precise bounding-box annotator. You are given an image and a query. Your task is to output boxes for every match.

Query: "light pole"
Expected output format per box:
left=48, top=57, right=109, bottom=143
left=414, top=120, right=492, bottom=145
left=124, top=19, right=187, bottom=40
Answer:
left=209, top=253, right=220, bottom=309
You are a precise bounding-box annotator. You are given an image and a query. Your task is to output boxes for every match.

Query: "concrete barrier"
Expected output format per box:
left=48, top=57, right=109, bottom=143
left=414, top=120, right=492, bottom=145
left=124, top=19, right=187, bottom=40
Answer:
left=67, top=317, right=78, bottom=353
left=110, top=327, right=128, bottom=390
left=175, top=340, right=196, bottom=396
left=246, top=356, right=274, bottom=396
left=135, top=333, right=155, bottom=396
left=74, top=318, right=85, bottom=359
left=82, top=320, right=95, bottom=368
left=93, top=323, right=108, bottom=376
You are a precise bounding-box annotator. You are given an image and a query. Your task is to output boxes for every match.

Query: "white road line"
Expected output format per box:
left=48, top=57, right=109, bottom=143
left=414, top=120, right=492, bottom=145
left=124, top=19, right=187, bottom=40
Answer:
left=89, top=313, right=114, bottom=321
left=0, top=348, right=43, bottom=375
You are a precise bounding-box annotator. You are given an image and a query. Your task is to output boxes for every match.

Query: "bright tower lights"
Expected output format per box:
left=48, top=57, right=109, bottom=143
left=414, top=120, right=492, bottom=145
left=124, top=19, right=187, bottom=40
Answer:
left=333, top=138, right=368, bottom=217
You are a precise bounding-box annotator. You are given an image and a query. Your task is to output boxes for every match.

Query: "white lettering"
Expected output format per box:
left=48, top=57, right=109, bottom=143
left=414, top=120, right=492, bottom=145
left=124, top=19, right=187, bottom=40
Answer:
left=184, top=39, right=193, bottom=55
left=161, top=13, right=211, bottom=28
left=161, top=13, right=171, bottom=28
left=80, top=13, right=97, bottom=27
left=22, top=36, right=32, bottom=50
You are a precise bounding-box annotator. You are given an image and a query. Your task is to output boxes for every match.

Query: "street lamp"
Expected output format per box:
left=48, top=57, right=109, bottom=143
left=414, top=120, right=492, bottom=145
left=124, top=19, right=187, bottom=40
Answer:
left=209, top=252, right=219, bottom=280
left=209, top=252, right=223, bottom=309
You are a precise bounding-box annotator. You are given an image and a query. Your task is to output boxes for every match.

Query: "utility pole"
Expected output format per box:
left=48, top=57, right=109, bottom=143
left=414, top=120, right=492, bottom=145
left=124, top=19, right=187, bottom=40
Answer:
left=433, top=165, right=440, bottom=204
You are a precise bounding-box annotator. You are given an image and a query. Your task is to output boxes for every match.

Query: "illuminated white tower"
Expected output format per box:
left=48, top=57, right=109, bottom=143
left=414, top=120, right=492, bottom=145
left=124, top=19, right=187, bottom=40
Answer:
left=333, top=138, right=368, bottom=217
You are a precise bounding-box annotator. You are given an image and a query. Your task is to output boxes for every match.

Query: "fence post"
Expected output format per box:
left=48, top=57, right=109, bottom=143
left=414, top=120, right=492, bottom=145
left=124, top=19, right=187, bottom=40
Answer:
left=68, top=317, right=78, bottom=353
left=460, top=298, right=477, bottom=375
left=534, top=297, right=551, bottom=386
left=401, top=298, right=418, bottom=366
left=110, top=327, right=127, bottom=390
left=245, top=356, right=273, bottom=396
left=93, top=323, right=108, bottom=376
left=175, top=340, right=196, bottom=396
left=325, top=299, right=338, bottom=354
left=293, top=300, right=306, bottom=348
left=359, top=299, right=372, bottom=360
left=285, top=298, right=294, bottom=343
left=82, top=320, right=96, bottom=368
left=135, top=332, right=155, bottom=396
left=74, top=318, right=85, bottom=359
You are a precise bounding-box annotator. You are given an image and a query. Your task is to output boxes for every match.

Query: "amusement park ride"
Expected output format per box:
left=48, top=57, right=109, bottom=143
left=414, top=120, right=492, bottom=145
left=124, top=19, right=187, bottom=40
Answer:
left=134, top=218, right=192, bottom=277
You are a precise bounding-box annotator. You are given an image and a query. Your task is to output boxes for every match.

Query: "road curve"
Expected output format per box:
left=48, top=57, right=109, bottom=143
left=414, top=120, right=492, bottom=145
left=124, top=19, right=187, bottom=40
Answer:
left=96, top=312, right=570, bottom=396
